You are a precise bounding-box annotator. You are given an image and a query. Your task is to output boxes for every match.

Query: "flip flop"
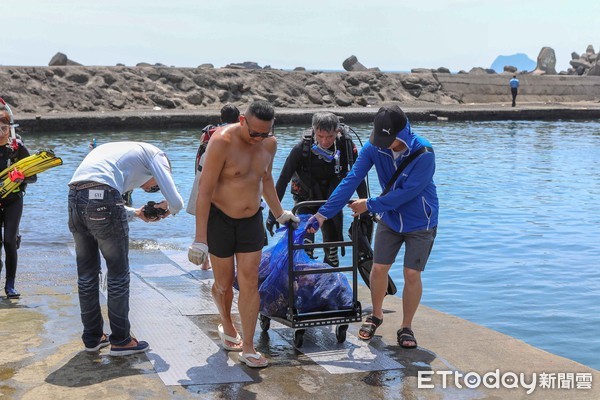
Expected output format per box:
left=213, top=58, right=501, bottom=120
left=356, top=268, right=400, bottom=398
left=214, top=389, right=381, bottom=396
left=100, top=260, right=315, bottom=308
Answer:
left=239, top=352, right=268, bottom=368
left=218, top=324, right=243, bottom=351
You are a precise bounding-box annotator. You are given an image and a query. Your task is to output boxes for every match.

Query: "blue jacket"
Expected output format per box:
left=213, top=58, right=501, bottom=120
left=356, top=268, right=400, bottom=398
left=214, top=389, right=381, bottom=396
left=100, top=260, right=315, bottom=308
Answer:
left=510, top=78, right=519, bottom=89
left=318, top=124, right=438, bottom=233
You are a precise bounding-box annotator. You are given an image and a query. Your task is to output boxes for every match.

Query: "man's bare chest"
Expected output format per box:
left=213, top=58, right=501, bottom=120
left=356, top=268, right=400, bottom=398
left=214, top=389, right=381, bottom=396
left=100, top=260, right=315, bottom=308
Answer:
left=222, top=150, right=270, bottom=179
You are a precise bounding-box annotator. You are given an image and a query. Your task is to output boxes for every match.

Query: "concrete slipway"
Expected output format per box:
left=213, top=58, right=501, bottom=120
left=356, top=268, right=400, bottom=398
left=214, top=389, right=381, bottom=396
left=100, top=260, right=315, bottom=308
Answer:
left=0, top=245, right=598, bottom=400
left=2, top=102, right=600, bottom=399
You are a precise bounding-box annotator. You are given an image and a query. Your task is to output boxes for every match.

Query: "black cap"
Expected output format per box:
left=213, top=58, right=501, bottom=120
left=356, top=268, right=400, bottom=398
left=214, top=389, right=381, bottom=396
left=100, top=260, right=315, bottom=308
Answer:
left=369, top=105, right=408, bottom=148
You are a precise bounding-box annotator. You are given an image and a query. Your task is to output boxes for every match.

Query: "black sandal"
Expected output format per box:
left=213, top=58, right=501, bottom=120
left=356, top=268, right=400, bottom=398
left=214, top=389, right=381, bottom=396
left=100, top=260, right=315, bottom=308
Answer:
left=397, top=327, right=418, bottom=348
left=358, top=315, right=383, bottom=340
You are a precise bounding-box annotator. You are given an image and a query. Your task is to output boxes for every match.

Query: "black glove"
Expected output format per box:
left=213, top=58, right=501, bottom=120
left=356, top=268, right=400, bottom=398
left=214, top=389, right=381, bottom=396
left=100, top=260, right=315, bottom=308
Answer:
left=266, top=212, right=279, bottom=236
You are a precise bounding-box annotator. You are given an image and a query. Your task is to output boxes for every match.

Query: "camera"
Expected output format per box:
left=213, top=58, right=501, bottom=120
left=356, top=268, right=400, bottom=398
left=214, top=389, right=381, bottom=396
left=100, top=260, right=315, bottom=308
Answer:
left=142, top=201, right=167, bottom=219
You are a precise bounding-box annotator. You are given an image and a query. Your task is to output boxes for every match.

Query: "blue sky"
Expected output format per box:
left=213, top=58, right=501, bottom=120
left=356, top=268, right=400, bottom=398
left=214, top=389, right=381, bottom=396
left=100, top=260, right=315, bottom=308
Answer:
left=4, top=0, right=599, bottom=72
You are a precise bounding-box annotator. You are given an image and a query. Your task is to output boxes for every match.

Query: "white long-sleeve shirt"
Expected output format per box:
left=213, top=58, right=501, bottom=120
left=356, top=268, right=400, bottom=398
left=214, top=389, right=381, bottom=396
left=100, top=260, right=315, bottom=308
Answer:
left=70, top=141, right=184, bottom=216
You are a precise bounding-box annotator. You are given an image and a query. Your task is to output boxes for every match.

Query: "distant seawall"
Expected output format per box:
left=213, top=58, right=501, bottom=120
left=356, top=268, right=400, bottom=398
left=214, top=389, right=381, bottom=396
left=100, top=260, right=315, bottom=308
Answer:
left=437, top=74, right=600, bottom=103
left=2, top=66, right=600, bottom=132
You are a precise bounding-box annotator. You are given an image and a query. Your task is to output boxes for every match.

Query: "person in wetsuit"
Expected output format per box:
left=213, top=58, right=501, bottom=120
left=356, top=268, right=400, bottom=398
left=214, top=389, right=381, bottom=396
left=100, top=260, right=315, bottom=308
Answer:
left=267, top=112, right=368, bottom=267
left=0, top=105, right=36, bottom=298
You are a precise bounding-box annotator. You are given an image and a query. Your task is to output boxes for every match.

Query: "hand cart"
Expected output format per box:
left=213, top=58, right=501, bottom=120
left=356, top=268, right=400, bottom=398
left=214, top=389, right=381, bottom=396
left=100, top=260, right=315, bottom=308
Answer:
left=258, top=200, right=362, bottom=348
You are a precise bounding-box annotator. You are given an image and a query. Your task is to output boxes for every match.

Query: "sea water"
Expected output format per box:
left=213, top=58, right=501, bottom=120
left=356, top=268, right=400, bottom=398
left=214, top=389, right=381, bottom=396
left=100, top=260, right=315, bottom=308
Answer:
left=16, top=119, right=600, bottom=369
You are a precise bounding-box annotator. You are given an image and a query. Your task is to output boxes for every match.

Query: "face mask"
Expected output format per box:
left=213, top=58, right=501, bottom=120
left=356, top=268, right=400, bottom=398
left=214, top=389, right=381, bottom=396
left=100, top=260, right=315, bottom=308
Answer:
left=311, top=144, right=340, bottom=163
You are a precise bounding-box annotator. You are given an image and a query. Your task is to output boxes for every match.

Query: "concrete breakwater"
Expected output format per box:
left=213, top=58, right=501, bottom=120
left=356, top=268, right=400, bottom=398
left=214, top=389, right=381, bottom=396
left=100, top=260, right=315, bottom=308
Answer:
left=2, top=66, right=600, bottom=132
left=3, top=66, right=600, bottom=113
left=1, top=66, right=459, bottom=113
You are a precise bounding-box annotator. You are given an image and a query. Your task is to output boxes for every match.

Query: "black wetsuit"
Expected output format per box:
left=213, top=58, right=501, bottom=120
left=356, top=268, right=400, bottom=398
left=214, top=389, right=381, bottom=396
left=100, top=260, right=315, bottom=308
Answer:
left=274, top=130, right=368, bottom=266
left=0, top=141, right=35, bottom=290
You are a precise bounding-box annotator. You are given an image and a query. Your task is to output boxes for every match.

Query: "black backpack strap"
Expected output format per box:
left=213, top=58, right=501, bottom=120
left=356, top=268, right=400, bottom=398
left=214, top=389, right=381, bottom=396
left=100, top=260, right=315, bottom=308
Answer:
left=301, top=129, right=313, bottom=159
left=340, top=124, right=355, bottom=170
left=381, top=146, right=433, bottom=196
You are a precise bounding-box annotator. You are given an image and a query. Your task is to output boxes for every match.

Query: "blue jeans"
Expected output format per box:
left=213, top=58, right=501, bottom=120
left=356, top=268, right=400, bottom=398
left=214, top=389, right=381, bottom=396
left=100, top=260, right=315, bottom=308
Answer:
left=68, top=185, right=132, bottom=347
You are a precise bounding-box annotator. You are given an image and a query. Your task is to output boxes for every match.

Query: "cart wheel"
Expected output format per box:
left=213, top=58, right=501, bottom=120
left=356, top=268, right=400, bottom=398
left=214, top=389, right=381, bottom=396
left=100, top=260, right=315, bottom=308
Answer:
left=293, top=329, right=305, bottom=348
left=335, top=324, right=348, bottom=343
left=259, top=315, right=270, bottom=332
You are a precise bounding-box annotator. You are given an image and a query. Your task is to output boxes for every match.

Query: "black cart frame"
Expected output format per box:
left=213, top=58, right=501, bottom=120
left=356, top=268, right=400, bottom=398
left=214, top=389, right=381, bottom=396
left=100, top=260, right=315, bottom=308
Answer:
left=259, top=200, right=362, bottom=347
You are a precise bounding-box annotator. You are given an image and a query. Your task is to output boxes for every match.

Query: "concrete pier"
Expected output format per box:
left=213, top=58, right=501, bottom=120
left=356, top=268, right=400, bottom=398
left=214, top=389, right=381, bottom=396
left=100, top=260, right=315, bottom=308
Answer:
left=15, top=101, right=600, bottom=133
left=1, top=246, right=598, bottom=399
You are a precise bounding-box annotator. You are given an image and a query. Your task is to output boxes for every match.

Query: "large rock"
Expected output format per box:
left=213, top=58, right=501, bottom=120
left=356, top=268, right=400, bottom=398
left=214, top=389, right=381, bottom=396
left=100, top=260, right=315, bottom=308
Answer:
left=534, top=47, right=557, bottom=75
left=468, top=67, right=488, bottom=75
left=411, top=68, right=432, bottom=74
left=570, top=59, right=592, bottom=69
left=342, top=55, right=367, bottom=71
left=564, top=44, right=600, bottom=75
left=49, top=52, right=68, bottom=66
left=588, top=62, right=600, bottom=76
left=586, top=44, right=595, bottom=56
left=48, top=52, right=82, bottom=66
left=224, top=61, right=261, bottom=69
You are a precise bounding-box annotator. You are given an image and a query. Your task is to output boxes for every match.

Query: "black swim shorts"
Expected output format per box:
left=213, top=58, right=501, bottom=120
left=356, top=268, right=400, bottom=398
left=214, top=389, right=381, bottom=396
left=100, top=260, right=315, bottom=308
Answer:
left=207, top=204, right=265, bottom=258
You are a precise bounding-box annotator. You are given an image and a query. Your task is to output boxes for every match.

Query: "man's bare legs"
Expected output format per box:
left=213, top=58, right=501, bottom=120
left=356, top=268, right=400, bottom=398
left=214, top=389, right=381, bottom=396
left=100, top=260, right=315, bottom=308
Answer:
left=369, top=263, right=422, bottom=347
left=235, top=250, right=266, bottom=365
left=400, top=267, right=422, bottom=347
left=369, top=262, right=393, bottom=320
left=209, top=254, right=241, bottom=350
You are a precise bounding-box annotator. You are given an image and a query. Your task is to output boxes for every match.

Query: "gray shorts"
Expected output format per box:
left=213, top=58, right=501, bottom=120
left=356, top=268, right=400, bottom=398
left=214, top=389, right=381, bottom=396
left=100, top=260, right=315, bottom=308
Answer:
left=373, top=221, right=437, bottom=271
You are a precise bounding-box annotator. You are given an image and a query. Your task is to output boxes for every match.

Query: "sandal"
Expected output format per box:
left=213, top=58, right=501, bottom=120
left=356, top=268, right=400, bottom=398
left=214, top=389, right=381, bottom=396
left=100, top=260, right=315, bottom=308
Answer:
left=358, top=315, right=383, bottom=340
left=218, top=324, right=243, bottom=351
left=397, top=327, right=418, bottom=349
left=239, top=352, right=268, bottom=368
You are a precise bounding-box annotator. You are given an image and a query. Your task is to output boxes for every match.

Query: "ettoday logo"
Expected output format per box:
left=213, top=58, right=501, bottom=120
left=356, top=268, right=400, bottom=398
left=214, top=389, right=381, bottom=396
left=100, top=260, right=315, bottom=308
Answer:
left=418, top=370, right=593, bottom=395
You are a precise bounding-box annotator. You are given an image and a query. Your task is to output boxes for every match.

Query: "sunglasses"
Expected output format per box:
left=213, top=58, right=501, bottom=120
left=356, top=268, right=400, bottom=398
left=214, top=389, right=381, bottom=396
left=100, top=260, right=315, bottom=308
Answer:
left=145, top=185, right=160, bottom=193
left=244, top=116, right=274, bottom=138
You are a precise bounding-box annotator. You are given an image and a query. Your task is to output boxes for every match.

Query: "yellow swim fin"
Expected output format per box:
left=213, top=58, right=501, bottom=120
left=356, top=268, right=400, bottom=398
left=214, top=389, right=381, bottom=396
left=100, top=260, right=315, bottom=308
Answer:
left=0, top=150, right=63, bottom=198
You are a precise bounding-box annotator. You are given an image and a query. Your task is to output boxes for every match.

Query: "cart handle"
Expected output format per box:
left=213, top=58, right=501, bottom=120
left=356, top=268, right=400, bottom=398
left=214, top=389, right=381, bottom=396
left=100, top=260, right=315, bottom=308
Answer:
left=292, top=200, right=358, bottom=215
left=292, top=200, right=327, bottom=215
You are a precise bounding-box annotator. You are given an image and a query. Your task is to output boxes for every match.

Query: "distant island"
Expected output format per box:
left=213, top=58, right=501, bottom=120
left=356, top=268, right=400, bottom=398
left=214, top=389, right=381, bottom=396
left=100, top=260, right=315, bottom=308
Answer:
left=490, top=53, right=536, bottom=73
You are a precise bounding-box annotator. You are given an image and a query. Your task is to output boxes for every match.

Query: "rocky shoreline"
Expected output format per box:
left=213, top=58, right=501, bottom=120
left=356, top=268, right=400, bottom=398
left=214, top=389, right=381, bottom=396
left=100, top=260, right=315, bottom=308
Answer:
left=1, top=65, right=463, bottom=114
left=2, top=64, right=600, bottom=132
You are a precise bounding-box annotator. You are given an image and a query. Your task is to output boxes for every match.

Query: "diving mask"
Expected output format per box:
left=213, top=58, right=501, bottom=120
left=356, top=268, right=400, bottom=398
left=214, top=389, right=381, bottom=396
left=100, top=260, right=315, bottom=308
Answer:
left=311, top=144, right=340, bottom=163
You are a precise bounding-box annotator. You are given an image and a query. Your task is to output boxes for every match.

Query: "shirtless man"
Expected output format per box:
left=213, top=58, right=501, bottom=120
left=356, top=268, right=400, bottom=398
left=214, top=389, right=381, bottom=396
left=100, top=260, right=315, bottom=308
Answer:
left=188, top=101, right=298, bottom=368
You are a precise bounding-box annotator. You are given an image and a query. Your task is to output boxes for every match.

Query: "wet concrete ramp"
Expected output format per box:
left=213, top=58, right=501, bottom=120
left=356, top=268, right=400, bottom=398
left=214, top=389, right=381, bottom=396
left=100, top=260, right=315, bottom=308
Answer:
left=128, top=273, right=252, bottom=385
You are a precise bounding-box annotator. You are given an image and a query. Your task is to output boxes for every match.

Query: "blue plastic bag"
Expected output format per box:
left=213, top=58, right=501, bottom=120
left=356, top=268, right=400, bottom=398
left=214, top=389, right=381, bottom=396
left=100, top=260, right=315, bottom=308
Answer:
left=258, top=214, right=353, bottom=318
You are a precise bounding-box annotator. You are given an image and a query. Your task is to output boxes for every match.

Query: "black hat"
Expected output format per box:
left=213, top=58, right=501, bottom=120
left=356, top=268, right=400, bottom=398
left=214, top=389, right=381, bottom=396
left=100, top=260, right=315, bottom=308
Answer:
left=369, top=105, right=408, bottom=148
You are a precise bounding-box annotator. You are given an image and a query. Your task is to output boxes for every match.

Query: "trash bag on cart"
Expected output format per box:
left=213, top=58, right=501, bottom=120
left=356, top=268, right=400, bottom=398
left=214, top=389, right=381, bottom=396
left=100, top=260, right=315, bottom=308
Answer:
left=258, top=214, right=353, bottom=318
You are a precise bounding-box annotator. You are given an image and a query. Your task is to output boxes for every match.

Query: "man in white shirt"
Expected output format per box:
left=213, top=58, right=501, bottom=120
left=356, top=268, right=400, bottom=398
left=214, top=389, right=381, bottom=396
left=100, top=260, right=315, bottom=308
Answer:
left=68, top=141, right=184, bottom=356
